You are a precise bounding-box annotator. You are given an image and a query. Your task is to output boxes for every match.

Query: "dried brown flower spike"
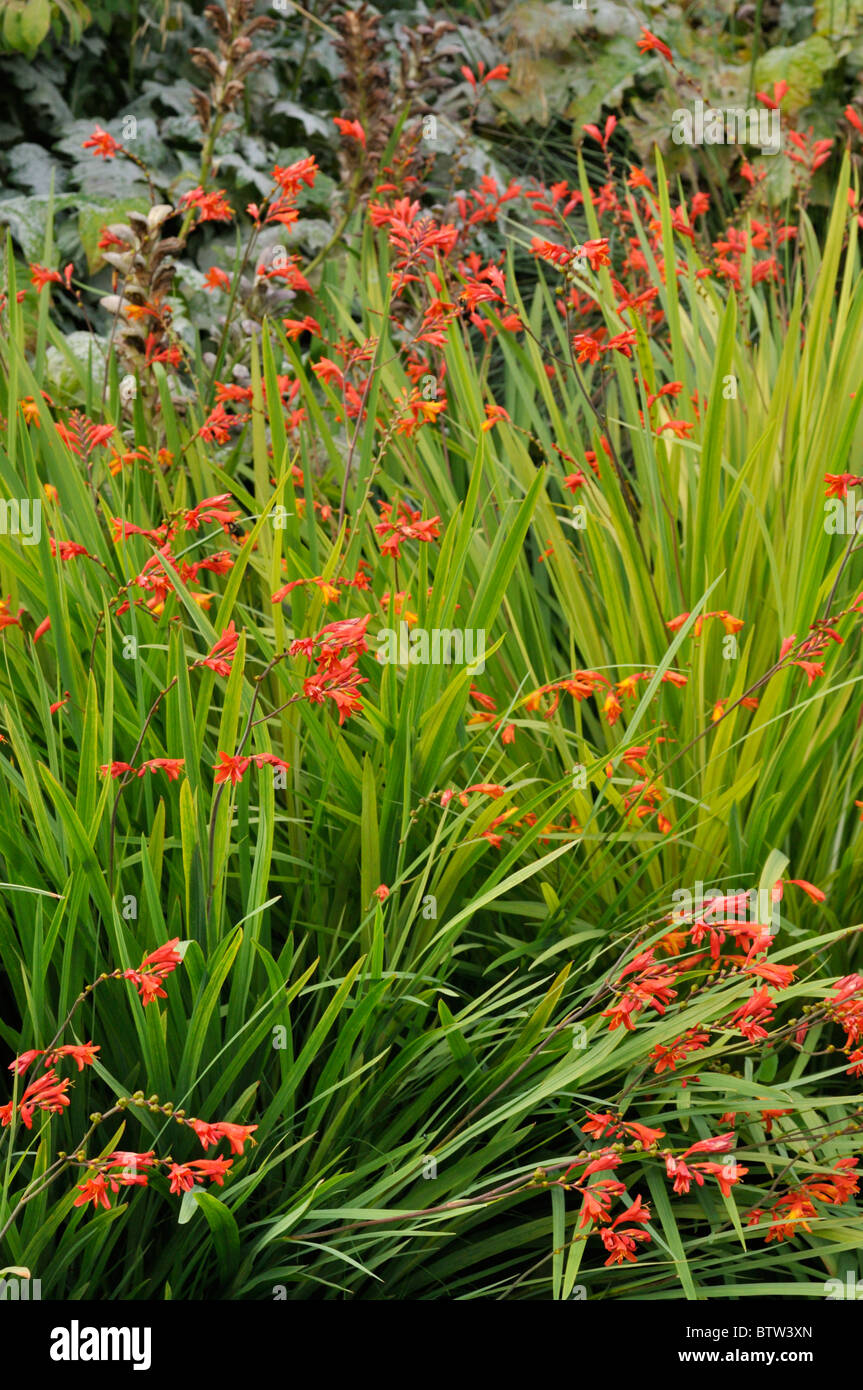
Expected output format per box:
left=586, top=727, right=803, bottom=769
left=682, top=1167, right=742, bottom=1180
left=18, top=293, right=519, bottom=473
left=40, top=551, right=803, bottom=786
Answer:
left=189, top=0, right=276, bottom=136
left=334, top=4, right=394, bottom=190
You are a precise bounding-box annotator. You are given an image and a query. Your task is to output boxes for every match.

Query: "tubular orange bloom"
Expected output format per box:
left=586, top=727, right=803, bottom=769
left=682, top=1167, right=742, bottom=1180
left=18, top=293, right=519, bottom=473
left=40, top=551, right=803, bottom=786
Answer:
left=74, top=1174, right=112, bottom=1210
left=333, top=117, right=366, bottom=147
left=717, top=610, right=744, bottom=634
left=845, top=105, right=863, bottom=135
left=212, top=1122, right=258, bottom=1155
left=198, top=620, right=240, bottom=677
left=599, top=1223, right=651, bottom=1265
left=179, top=186, right=234, bottom=224
left=481, top=403, right=510, bottom=430
left=123, top=939, right=183, bottom=1006
left=649, top=1029, right=709, bottom=1073
left=602, top=691, right=622, bottom=725
left=697, top=1160, right=749, bottom=1197
left=744, top=961, right=797, bottom=988
left=214, top=752, right=251, bottom=785
left=203, top=266, right=231, bottom=292
left=373, top=884, right=390, bottom=902
left=188, top=1157, right=233, bottom=1186
left=784, top=877, right=826, bottom=904
left=824, top=472, right=863, bottom=498
left=282, top=315, right=322, bottom=339
left=271, top=156, right=319, bottom=195
left=137, top=758, right=186, bottom=781
left=251, top=753, right=290, bottom=774
left=1, top=1068, right=72, bottom=1128
left=30, top=263, right=73, bottom=293
left=168, top=1163, right=196, bottom=1194
left=793, top=660, right=825, bottom=685
left=82, top=125, right=121, bottom=159
left=636, top=27, right=672, bottom=62
left=581, top=238, right=611, bottom=270
left=192, top=1120, right=222, bottom=1149
left=100, top=761, right=136, bottom=778
left=621, top=1121, right=665, bottom=1146
left=755, top=80, right=788, bottom=110
left=682, top=1133, right=735, bottom=1158
left=728, top=987, right=775, bottom=1042
left=582, top=1111, right=619, bottom=1139
left=48, top=1042, right=100, bottom=1071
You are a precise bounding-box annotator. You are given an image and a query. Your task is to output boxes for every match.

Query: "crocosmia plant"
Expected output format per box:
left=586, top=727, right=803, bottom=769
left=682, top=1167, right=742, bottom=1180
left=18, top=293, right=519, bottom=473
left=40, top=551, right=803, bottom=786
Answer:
left=0, top=0, right=862, bottom=1310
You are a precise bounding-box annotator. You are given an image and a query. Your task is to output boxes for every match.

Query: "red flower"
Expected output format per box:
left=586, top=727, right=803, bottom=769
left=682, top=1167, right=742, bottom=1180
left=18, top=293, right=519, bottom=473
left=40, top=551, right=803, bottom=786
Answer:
left=845, top=106, right=863, bottom=135
left=138, top=758, right=185, bottom=781
left=696, top=1160, right=749, bottom=1197
left=48, top=1042, right=100, bottom=1071
left=170, top=1157, right=233, bottom=1191
left=251, top=753, right=290, bottom=774
left=189, top=1157, right=233, bottom=1186
left=784, top=877, right=826, bottom=904
left=755, top=81, right=788, bottom=110
left=582, top=1111, right=619, bottom=1139
left=333, top=117, right=366, bottom=147
left=30, top=263, right=73, bottom=293
left=682, top=1133, right=735, bottom=1158
left=179, top=187, right=234, bottom=224
left=0, top=1068, right=72, bottom=1129
left=636, top=27, right=672, bottom=62
left=271, top=156, right=319, bottom=195
left=82, top=125, right=121, bottom=159
left=214, top=752, right=250, bottom=785
left=198, top=621, right=240, bottom=677
left=191, top=1119, right=222, bottom=1149
left=74, top=1175, right=112, bottom=1210
left=203, top=266, right=231, bottom=292
left=123, top=939, right=183, bottom=1006
left=283, top=315, right=322, bottom=339
left=100, top=761, right=137, bottom=779
left=621, top=1121, right=665, bottom=1147
left=168, top=1163, right=196, bottom=1194
left=211, top=1122, right=258, bottom=1155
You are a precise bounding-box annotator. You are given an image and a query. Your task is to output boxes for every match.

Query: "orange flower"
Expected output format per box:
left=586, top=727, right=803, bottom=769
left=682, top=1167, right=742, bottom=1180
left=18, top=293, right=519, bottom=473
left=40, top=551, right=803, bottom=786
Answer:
left=203, top=266, right=231, bottom=292
left=30, top=262, right=73, bottom=293
left=636, top=27, right=672, bottom=62
left=179, top=187, right=234, bottom=224
left=0, top=1068, right=71, bottom=1129
left=211, top=1122, right=258, bottom=1155
left=603, top=691, right=622, bottom=725
left=198, top=621, right=240, bottom=677
left=333, top=116, right=366, bottom=146
left=123, top=939, right=183, bottom=1007
left=82, top=125, right=121, bottom=159
left=214, top=752, right=251, bottom=785
left=481, top=403, right=510, bottom=431
left=137, top=757, right=185, bottom=781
